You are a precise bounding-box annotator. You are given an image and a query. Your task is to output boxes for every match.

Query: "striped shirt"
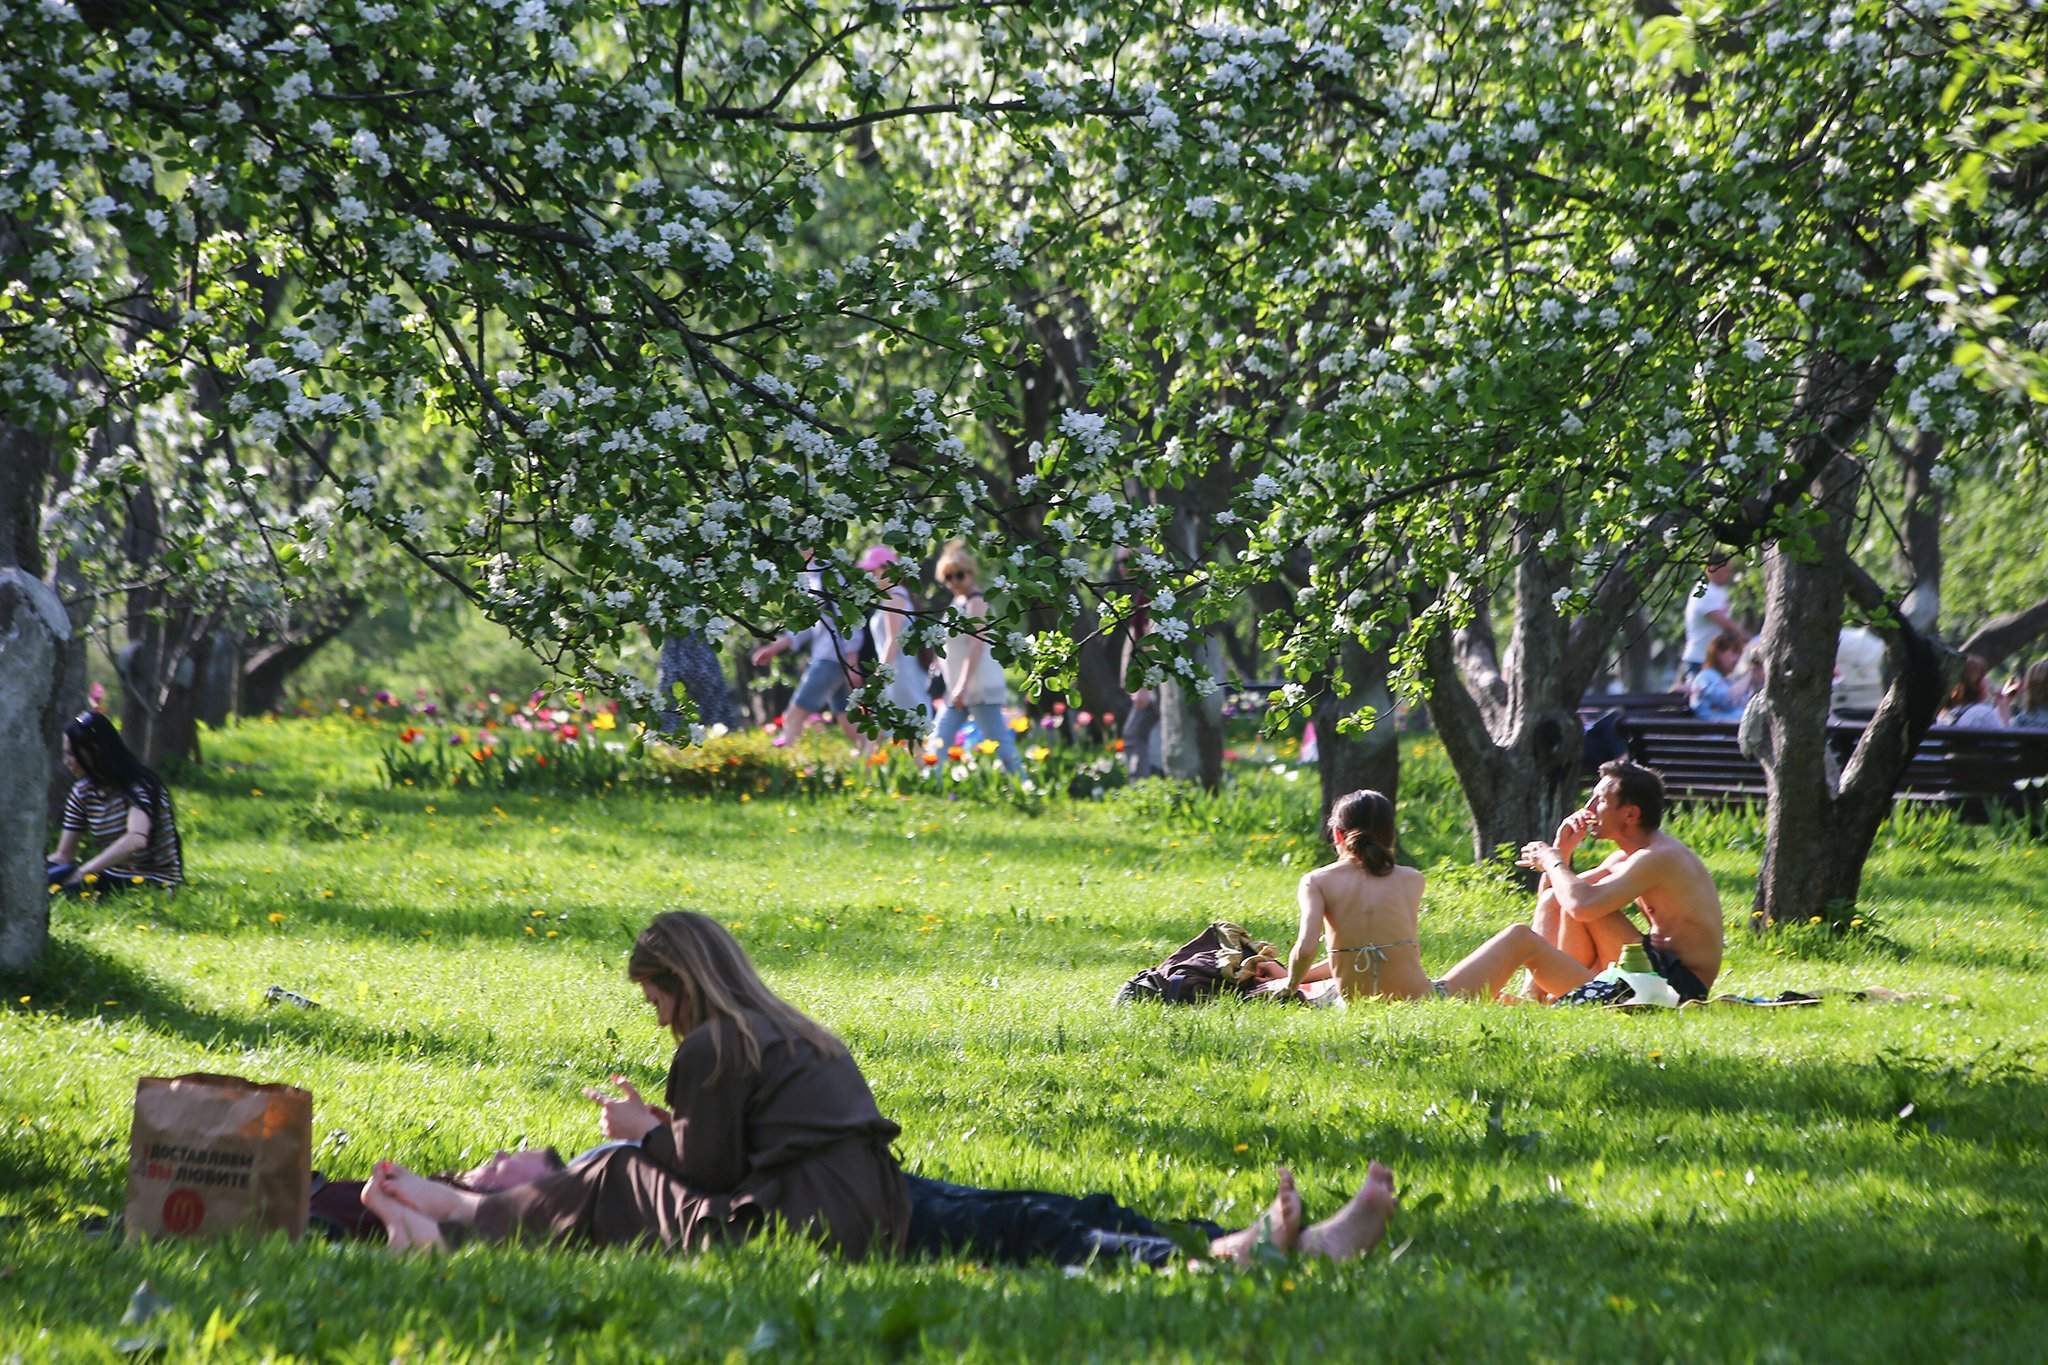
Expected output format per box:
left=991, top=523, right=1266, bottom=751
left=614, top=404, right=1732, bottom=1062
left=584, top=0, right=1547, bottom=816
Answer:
left=60, top=780, right=184, bottom=886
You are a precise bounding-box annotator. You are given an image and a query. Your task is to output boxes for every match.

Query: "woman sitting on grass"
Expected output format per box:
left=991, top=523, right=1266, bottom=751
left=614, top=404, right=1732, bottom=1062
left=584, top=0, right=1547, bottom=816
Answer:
left=1274, top=788, right=1577, bottom=1004
left=363, top=911, right=1401, bottom=1267
left=46, top=711, right=183, bottom=894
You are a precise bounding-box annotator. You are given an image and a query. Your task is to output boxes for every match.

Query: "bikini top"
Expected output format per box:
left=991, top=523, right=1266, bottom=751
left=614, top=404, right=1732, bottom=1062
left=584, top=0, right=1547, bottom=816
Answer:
left=1331, top=939, right=1420, bottom=994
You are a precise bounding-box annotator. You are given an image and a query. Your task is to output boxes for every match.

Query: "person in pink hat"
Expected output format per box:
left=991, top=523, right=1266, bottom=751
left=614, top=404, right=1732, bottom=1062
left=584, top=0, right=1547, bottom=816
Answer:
left=858, top=545, right=932, bottom=732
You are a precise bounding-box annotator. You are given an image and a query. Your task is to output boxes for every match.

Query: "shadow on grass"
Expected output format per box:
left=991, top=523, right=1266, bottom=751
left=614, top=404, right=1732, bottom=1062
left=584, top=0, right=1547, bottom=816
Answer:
left=2, top=936, right=509, bottom=1071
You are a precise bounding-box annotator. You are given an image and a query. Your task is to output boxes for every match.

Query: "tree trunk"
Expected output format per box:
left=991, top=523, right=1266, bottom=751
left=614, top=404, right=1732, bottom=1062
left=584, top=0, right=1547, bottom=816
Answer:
left=1960, top=592, right=2048, bottom=673
left=1, top=419, right=62, bottom=970
left=239, top=609, right=360, bottom=716
left=1746, top=457, right=1948, bottom=927
left=1158, top=634, right=1225, bottom=790
left=1311, top=639, right=1399, bottom=819
left=1896, top=429, right=1943, bottom=633
left=1415, top=517, right=1654, bottom=868
left=1072, top=627, right=1128, bottom=725
left=195, top=629, right=239, bottom=728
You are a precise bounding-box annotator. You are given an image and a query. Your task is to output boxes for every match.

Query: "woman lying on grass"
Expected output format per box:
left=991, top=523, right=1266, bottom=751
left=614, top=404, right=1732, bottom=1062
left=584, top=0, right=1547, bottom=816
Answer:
left=362, top=911, right=1399, bottom=1267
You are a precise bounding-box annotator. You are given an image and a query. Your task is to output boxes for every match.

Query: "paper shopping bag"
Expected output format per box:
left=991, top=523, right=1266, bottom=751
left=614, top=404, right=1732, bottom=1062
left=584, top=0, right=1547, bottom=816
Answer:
left=125, top=1073, right=312, bottom=1242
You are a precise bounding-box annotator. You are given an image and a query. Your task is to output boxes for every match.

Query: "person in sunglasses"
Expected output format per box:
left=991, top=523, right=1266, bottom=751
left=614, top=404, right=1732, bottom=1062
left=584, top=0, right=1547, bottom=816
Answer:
left=930, top=541, right=1022, bottom=773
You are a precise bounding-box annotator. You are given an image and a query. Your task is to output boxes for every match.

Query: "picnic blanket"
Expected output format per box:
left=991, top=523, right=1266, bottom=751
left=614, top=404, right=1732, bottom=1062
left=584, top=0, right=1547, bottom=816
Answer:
left=1113, top=922, right=1292, bottom=1005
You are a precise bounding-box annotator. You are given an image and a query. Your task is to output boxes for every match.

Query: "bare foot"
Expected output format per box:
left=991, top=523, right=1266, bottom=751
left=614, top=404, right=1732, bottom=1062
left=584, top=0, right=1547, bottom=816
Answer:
left=1209, top=1167, right=1302, bottom=1264
left=373, top=1161, right=481, bottom=1222
left=362, top=1167, right=447, bottom=1253
left=1298, top=1161, right=1397, bottom=1263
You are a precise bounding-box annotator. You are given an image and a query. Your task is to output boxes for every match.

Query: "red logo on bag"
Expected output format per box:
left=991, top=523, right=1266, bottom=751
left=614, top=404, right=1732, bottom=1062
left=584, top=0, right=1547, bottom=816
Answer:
left=162, top=1188, right=206, bottom=1235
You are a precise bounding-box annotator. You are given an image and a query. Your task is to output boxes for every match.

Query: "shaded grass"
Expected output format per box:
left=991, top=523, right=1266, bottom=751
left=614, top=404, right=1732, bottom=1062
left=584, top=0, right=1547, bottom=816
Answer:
left=3, top=719, right=2047, bottom=1360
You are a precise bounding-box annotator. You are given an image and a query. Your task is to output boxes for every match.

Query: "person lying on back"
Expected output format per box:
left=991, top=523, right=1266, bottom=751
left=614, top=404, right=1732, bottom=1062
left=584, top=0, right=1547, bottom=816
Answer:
left=1513, top=760, right=1723, bottom=1002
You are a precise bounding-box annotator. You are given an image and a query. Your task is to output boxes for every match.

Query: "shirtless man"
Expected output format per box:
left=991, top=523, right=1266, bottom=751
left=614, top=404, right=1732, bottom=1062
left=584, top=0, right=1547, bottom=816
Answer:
left=1432, top=760, right=1723, bottom=1003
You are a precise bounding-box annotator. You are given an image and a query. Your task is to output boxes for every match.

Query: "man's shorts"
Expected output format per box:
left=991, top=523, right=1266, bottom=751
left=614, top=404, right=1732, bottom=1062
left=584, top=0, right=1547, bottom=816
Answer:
left=1642, top=939, right=1710, bottom=1003
left=791, top=654, right=853, bottom=712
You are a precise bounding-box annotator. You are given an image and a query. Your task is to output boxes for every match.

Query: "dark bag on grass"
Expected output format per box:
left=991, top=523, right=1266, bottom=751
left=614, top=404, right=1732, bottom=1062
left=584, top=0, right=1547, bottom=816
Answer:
left=126, top=1072, right=311, bottom=1243
left=1114, top=921, right=1284, bottom=1005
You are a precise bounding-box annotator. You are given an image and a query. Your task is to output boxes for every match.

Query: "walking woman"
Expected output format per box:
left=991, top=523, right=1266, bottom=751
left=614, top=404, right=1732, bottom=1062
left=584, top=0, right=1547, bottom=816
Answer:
left=361, top=912, right=910, bottom=1256
left=930, top=541, right=1022, bottom=773
left=46, top=711, right=183, bottom=893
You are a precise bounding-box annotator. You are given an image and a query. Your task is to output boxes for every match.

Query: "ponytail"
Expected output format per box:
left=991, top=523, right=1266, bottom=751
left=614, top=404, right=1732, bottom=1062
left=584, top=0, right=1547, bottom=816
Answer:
left=1328, top=789, right=1398, bottom=876
left=1343, top=829, right=1396, bottom=875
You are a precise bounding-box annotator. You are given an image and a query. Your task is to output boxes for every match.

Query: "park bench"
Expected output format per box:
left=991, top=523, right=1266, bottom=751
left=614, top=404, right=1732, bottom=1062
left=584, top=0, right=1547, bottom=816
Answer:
left=1621, top=714, right=2048, bottom=818
left=1577, top=690, right=1691, bottom=724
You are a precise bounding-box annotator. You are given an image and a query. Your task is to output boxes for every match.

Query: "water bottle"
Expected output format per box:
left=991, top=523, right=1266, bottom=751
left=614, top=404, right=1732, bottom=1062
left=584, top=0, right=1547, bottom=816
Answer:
left=1612, top=943, right=1681, bottom=1008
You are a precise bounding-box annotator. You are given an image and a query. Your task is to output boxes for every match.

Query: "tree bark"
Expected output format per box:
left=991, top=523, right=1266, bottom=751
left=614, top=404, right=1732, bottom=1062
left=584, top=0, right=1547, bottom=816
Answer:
left=1960, top=593, right=2048, bottom=673
left=1158, top=633, right=1226, bottom=790
left=1895, top=429, right=1943, bottom=632
left=1, top=419, right=62, bottom=969
left=1745, top=457, right=1948, bottom=927
left=1311, top=639, right=1399, bottom=820
left=238, top=602, right=365, bottom=715
left=1417, top=517, right=1658, bottom=868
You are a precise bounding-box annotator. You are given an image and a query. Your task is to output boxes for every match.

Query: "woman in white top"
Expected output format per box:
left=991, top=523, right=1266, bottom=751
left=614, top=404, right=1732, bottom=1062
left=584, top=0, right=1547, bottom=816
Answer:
left=857, top=545, right=931, bottom=730
left=930, top=541, right=1022, bottom=773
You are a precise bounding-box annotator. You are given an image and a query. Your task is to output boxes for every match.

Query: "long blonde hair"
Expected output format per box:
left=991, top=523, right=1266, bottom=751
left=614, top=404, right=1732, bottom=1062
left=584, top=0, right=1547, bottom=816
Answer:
left=627, top=912, right=846, bottom=1077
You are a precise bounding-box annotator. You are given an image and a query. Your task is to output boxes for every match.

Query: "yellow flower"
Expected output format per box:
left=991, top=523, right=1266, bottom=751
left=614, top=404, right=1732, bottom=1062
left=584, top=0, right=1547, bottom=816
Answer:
left=268, top=912, right=285, bottom=925
left=1027, top=745, right=1050, bottom=763
left=249, top=787, right=264, bottom=796
left=1008, top=715, right=1030, bottom=734
left=531, top=909, right=547, bottom=918
left=82, top=873, right=98, bottom=885
left=592, top=712, right=616, bottom=730
left=546, top=930, right=559, bottom=939
left=975, top=738, right=1000, bottom=755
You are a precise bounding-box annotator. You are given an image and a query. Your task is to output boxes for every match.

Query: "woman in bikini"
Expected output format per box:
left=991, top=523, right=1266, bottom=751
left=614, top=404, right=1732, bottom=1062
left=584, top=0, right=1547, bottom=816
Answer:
left=1279, top=790, right=1441, bottom=1003
left=1277, top=788, right=1534, bottom=1003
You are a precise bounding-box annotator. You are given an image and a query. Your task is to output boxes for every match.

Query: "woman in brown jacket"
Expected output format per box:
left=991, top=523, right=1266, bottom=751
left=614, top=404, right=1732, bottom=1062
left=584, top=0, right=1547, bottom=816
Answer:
left=362, top=912, right=909, bottom=1257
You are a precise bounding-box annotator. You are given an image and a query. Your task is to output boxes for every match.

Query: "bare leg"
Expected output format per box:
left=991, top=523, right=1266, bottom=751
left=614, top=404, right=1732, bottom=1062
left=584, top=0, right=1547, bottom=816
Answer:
left=362, top=1166, right=448, bottom=1253
left=1580, top=909, right=1644, bottom=973
left=1207, top=1168, right=1302, bottom=1264
left=1437, top=925, right=1596, bottom=1002
left=1299, top=1162, right=1398, bottom=1263
left=775, top=703, right=817, bottom=747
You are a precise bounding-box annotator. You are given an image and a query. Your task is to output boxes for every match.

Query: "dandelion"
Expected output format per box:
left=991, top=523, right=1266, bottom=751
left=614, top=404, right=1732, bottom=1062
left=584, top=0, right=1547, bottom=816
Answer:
left=1008, top=715, right=1030, bottom=734
left=250, top=787, right=265, bottom=796
left=546, top=930, right=559, bottom=938
left=268, top=912, right=285, bottom=924
left=1028, top=745, right=1050, bottom=762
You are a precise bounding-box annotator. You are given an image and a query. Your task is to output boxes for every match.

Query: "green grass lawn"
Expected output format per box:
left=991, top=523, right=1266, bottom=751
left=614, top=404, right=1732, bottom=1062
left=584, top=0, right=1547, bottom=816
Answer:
left=4, top=718, right=2047, bottom=1361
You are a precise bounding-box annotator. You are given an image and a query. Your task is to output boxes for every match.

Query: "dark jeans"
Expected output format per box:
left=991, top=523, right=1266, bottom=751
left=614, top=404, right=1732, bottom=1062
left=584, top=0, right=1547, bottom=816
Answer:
left=904, top=1174, right=1226, bottom=1268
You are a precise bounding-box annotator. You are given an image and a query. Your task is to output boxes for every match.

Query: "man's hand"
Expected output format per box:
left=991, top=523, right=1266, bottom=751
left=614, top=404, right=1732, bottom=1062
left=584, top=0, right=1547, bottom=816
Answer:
left=1516, top=841, right=1559, bottom=872
left=749, top=642, right=779, bottom=668
left=583, top=1076, right=662, bottom=1142
left=1553, top=809, right=1593, bottom=858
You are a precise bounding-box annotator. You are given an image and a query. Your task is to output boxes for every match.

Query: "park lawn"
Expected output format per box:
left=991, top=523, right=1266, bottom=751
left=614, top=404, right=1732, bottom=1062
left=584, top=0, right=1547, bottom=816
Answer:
left=3, top=718, right=2047, bottom=1361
